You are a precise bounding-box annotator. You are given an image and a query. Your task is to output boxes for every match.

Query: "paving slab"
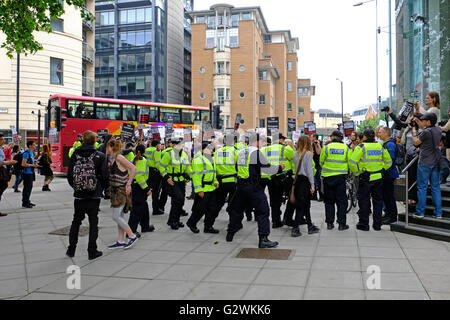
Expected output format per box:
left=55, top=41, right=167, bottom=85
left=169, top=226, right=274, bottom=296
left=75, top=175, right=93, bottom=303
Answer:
left=203, top=267, right=260, bottom=284
left=303, top=287, right=365, bottom=300
left=365, top=290, right=429, bottom=300
left=131, top=280, right=197, bottom=300
left=312, top=257, right=362, bottom=272
left=83, top=277, right=149, bottom=299
left=188, top=282, right=249, bottom=300
left=20, top=292, right=76, bottom=300
left=157, top=264, right=214, bottom=282
left=115, top=262, right=171, bottom=280
left=242, top=285, right=304, bottom=300
left=307, top=270, right=364, bottom=289
left=254, top=268, right=309, bottom=287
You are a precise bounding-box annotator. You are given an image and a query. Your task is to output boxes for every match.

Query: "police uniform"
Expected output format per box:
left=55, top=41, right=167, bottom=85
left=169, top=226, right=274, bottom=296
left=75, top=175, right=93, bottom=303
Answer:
left=234, top=140, right=253, bottom=221
left=128, top=154, right=153, bottom=233
left=320, top=137, right=350, bottom=229
left=187, top=148, right=219, bottom=233
left=157, top=145, right=172, bottom=213
left=145, top=143, right=164, bottom=215
left=261, top=137, right=294, bottom=228
left=123, top=150, right=135, bottom=163
left=68, top=139, right=82, bottom=158
left=227, top=137, right=283, bottom=248
left=159, top=141, right=192, bottom=229
left=213, top=143, right=238, bottom=218
left=349, top=141, right=392, bottom=230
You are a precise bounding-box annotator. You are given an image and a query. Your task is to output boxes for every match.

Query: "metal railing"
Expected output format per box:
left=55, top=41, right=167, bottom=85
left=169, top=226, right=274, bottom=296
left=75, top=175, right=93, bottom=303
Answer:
left=402, top=155, right=449, bottom=237
left=82, top=43, right=94, bottom=64
left=82, top=8, right=94, bottom=31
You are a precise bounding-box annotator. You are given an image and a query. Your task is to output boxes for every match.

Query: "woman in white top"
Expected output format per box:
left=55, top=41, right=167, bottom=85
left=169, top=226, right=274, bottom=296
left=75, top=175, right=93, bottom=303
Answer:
left=416, top=91, right=441, bottom=122
left=291, top=136, right=320, bottom=237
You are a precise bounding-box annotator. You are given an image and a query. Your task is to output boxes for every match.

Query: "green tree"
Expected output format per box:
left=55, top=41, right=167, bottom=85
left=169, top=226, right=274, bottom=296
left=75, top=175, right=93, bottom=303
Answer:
left=0, top=0, right=95, bottom=58
left=357, top=116, right=380, bottom=133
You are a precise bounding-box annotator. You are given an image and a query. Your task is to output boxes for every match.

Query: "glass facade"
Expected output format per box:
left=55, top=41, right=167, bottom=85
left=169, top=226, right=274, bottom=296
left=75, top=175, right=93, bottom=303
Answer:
left=95, top=0, right=169, bottom=102
left=396, top=0, right=450, bottom=119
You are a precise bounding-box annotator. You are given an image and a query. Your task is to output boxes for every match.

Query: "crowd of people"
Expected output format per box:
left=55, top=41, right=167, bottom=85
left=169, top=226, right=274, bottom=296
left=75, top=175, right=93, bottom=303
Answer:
left=0, top=91, right=448, bottom=262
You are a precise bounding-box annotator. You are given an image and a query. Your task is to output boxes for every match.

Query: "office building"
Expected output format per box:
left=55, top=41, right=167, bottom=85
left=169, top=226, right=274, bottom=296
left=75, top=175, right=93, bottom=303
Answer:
left=396, top=0, right=449, bottom=118
left=95, top=0, right=192, bottom=105
left=0, top=0, right=95, bottom=140
left=190, top=4, right=315, bottom=132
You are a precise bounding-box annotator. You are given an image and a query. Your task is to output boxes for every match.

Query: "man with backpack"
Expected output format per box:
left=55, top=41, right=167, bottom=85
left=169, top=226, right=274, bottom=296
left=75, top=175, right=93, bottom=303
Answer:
left=21, top=141, right=38, bottom=208
left=67, top=130, right=108, bottom=260
left=377, top=126, right=400, bottom=225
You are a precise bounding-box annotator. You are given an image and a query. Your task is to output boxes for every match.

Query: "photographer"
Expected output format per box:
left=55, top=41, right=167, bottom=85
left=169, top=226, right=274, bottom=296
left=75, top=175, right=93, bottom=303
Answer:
left=411, top=113, right=442, bottom=219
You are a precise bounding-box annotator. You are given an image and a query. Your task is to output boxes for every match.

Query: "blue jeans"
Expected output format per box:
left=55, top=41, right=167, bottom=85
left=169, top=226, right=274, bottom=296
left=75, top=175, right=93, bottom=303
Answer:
left=13, top=173, right=23, bottom=191
left=416, top=163, right=442, bottom=217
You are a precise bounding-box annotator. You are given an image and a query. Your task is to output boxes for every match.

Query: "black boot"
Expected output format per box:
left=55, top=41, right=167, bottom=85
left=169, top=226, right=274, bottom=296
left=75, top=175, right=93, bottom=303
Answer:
left=66, top=246, right=76, bottom=258
left=204, top=227, right=219, bottom=234
left=291, top=227, right=302, bottom=237
left=327, top=223, right=334, bottom=230
left=258, top=236, right=279, bottom=249
left=186, top=221, right=199, bottom=234
left=338, top=224, right=349, bottom=231
left=226, top=232, right=235, bottom=242
left=88, top=250, right=103, bottom=260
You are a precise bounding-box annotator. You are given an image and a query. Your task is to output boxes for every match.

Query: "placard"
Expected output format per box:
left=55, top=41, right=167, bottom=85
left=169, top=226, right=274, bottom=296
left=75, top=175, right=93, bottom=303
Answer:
left=97, top=129, right=109, bottom=138
left=304, top=121, right=316, bottom=135
left=267, top=117, right=279, bottom=136
left=343, top=121, right=355, bottom=136
left=288, top=118, right=296, bottom=132
left=121, top=123, right=135, bottom=141
left=234, top=113, right=242, bottom=131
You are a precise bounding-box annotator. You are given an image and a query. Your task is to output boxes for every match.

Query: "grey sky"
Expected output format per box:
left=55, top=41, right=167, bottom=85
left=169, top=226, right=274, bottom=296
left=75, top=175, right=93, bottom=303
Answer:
left=193, top=0, right=396, bottom=114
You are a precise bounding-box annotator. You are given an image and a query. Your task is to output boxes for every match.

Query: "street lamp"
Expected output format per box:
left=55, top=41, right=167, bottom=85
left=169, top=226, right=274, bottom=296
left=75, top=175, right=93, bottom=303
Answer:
left=336, top=78, right=344, bottom=129
left=353, top=0, right=380, bottom=112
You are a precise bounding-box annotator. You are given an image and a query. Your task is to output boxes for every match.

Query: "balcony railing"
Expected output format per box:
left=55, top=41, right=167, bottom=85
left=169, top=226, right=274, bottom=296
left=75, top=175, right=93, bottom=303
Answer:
left=82, top=8, right=94, bottom=31
left=82, top=77, right=94, bottom=96
left=82, top=42, right=94, bottom=64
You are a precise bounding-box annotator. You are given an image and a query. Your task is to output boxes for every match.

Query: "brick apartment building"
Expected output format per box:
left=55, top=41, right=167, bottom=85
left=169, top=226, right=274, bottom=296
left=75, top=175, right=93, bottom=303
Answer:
left=190, top=4, right=315, bottom=133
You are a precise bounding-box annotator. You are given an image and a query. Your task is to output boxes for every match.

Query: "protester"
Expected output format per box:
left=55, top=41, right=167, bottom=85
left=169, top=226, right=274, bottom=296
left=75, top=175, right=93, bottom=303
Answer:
left=39, top=144, right=54, bottom=192
left=12, top=145, right=23, bottom=193
left=377, top=126, right=399, bottom=225
left=291, top=136, right=320, bottom=237
left=416, top=92, right=441, bottom=122
left=21, top=141, right=38, bottom=208
left=311, top=133, right=323, bottom=201
left=106, top=138, right=139, bottom=249
left=440, top=136, right=449, bottom=184
left=0, top=133, right=17, bottom=217
left=411, top=113, right=442, bottom=219
left=67, top=130, right=108, bottom=260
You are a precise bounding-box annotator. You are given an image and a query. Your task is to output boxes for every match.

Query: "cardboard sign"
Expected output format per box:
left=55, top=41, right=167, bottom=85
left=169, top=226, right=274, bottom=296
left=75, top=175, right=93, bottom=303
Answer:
left=234, top=113, right=242, bottom=131
left=121, top=123, right=135, bottom=141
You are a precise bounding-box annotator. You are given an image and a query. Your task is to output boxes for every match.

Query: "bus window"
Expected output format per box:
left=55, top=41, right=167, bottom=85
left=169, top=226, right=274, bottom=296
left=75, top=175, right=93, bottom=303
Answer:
left=123, top=104, right=137, bottom=121
left=200, top=110, right=210, bottom=122
left=181, top=109, right=197, bottom=124
left=68, top=100, right=94, bottom=119
left=96, top=103, right=121, bottom=120
left=160, top=107, right=181, bottom=123
left=137, top=105, right=158, bottom=123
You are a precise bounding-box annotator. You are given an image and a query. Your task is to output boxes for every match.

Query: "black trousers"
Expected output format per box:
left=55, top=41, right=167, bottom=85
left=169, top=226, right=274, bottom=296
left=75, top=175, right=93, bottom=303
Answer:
left=188, top=191, right=217, bottom=228
left=0, top=180, right=7, bottom=201
left=293, top=176, right=313, bottom=228
left=214, top=181, right=236, bottom=216
left=148, top=168, right=163, bottom=213
left=323, top=175, right=347, bottom=225
left=68, top=199, right=100, bottom=253
left=22, top=173, right=34, bottom=205
left=167, top=181, right=186, bottom=225
left=228, top=182, right=270, bottom=236
left=358, top=179, right=383, bottom=228
left=128, top=184, right=150, bottom=233
left=159, top=178, right=168, bottom=210
left=382, top=177, right=398, bottom=222
left=267, top=176, right=285, bottom=224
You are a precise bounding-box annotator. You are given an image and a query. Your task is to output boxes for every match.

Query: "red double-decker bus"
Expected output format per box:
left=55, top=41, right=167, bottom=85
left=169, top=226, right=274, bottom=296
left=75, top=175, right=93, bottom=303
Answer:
left=47, top=94, right=210, bottom=174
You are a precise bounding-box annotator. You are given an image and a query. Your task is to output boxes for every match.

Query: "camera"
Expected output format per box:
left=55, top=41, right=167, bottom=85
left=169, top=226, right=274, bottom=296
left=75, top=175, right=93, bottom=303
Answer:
left=381, top=106, right=390, bottom=113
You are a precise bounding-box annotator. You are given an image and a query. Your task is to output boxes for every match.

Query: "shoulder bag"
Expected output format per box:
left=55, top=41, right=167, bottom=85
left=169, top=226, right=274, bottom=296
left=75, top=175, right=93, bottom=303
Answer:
left=289, top=151, right=306, bottom=204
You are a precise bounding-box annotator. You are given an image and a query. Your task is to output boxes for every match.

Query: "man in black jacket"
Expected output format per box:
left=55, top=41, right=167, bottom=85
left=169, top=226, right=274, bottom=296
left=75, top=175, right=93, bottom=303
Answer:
left=66, top=130, right=109, bottom=260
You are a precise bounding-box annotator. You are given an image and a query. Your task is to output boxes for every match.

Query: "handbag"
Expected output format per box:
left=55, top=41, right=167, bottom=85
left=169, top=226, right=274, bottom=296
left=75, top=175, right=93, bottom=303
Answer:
left=0, top=166, right=12, bottom=183
left=289, top=151, right=306, bottom=204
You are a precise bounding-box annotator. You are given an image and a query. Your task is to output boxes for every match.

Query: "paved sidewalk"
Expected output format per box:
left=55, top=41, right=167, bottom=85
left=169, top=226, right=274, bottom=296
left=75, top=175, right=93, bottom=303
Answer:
left=1, top=177, right=450, bottom=300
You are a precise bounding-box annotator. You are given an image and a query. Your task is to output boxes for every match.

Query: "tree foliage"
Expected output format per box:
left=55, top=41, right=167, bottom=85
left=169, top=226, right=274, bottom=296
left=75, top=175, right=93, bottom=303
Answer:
left=0, top=0, right=94, bottom=58
left=356, top=116, right=381, bottom=133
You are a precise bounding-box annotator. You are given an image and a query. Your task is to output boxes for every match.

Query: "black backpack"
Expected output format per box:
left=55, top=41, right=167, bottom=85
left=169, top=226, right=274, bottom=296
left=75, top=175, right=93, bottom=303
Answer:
left=13, top=152, right=23, bottom=174
left=72, top=152, right=98, bottom=193
left=383, top=140, right=406, bottom=166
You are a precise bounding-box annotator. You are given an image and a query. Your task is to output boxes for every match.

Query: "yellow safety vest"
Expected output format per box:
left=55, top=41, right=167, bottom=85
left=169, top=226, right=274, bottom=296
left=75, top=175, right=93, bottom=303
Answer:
left=214, top=146, right=238, bottom=184
left=349, top=142, right=392, bottom=181
left=191, top=152, right=218, bottom=193
left=320, top=142, right=349, bottom=177
left=133, top=157, right=150, bottom=190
